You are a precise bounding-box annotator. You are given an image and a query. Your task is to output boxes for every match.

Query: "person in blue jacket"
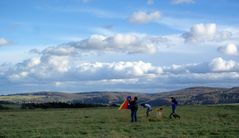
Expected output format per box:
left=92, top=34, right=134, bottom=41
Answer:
left=169, top=97, right=180, bottom=119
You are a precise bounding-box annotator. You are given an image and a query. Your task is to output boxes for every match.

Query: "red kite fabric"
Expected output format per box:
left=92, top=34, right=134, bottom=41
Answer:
left=119, top=99, right=129, bottom=110
left=119, top=96, right=131, bottom=110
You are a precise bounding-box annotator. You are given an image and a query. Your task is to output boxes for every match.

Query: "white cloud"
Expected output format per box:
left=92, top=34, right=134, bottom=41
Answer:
left=5, top=56, right=163, bottom=82
left=55, top=81, right=63, bottom=87
left=8, top=71, right=29, bottom=81
left=42, top=46, right=78, bottom=56
left=171, top=0, right=194, bottom=4
left=209, top=57, right=239, bottom=72
left=183, top=23, right=216, bottom=42
left=218, top=43, right=238, bottom=56
left=43, top=55, right=70, bottom=72
left=1, top=51, right=239, bottom=92
left=128, top=11, right=160, bottom=24
left=27, top=57, right=41, bottom=68
left=65, top=34, right=160, bottom=54
left=0, top=38, right=9, bottom=46
left=163, top=57, right=239, bottom=74
left=182, top=23, right=232, bottom=43
left=26, top=33, right=171, bottom=57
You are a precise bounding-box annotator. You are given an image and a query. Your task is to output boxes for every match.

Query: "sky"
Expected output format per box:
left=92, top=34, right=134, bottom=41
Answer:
left=0, top=0, right=239, bottom=94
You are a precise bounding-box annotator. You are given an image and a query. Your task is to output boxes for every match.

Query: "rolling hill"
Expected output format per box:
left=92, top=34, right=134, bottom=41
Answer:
left=0, top=87, right=239, bottom=106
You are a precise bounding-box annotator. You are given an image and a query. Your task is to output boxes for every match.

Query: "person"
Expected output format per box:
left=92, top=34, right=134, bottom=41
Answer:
left=141, top=103, right=152, bottom=117
left=169, top=97, right=178, bottom=119
left=129, top=96, right=138, bottom=122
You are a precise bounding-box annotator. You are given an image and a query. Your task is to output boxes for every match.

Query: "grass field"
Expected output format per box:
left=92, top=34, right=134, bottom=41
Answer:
left=0, top=105, right=239, bottom=138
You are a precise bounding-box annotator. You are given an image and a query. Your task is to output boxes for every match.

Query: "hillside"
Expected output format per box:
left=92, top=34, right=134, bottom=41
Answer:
left=0, top=87, right=239, bottom=106
left=146, top=87, right=239, bottom=105
left=0, top=91, right=152, bottom=105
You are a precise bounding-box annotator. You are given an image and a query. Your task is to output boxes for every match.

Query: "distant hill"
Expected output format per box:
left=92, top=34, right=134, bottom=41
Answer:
left=0, top=87, right=238, bottom=106
left=146, top=87, right=239, bottom=106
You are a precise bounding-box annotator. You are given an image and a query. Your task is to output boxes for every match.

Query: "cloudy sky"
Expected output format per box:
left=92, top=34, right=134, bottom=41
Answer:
left=0, top=0, right=239, bottom=94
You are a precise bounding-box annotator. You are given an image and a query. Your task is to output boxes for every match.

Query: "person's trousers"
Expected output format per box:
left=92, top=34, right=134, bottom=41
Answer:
left=131, top=110, right=137, bottom=122
left=169, top=104, right=176, bottom=119
left=146, top=109, right=152, bottom=117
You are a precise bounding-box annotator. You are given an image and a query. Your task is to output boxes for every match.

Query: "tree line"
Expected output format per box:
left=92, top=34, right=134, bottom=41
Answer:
left=21, top=102, right=107, bottom=109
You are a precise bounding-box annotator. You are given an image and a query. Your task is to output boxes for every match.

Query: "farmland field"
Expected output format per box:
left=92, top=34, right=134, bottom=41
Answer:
left=0, top=105, right=239, bottom=138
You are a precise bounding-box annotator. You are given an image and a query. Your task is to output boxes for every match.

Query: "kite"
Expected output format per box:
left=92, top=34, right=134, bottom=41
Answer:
left=119, top=96, right=131, bottom=110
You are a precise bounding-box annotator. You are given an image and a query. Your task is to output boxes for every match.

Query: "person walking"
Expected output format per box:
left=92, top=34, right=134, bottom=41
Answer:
left=169, top=97, right=179, bottom=119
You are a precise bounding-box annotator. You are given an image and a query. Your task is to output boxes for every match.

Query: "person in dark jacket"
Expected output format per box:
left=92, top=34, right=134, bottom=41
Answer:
left=129, top=96, right=138, bottom=122
left=169, top=97, right=180, bottom=119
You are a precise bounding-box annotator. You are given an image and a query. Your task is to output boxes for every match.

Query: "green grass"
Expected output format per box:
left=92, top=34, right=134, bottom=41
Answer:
left=0, top=105, right=239, bottom=138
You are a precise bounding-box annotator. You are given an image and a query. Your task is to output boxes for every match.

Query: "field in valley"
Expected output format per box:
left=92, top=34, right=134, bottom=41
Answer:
left=0, top=105, right=239, bottom=138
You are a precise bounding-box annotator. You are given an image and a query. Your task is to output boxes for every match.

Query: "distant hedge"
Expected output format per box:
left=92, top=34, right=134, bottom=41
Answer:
left=0, top=101, right=14, bottom=104
left=0, top=104, right=10, bottom=110
left=21, top=102, right=107, bottom=109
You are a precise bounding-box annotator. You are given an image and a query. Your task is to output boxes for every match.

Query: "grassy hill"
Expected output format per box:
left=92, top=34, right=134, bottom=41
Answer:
left=0, top=87, right=239, bottom=106
left=147, top=87, right=239, bottom=105
left=0, top=105, right=239, bottom=137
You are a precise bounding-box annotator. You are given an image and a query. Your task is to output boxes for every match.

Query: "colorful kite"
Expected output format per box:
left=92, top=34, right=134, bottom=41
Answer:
left=119, top=96, right=131, bottom=110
